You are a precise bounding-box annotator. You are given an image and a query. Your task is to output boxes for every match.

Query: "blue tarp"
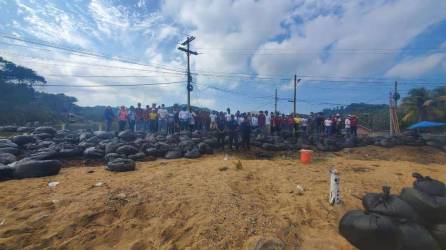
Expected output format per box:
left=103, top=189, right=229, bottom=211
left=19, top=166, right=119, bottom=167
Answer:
left=408, top=121, right=446, bottom=129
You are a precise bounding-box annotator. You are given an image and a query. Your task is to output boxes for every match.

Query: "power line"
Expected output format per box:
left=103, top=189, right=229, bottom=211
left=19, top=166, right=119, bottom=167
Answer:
left=37, top=81, right=184, bottom=88
left=0, top=33, right=185, bottom=73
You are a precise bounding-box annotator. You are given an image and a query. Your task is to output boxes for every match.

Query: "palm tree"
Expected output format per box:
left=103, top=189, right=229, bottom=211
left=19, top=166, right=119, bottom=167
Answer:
left=431, top=86, right=446, bottom=121
left=400, top=88, right=433, bottom=122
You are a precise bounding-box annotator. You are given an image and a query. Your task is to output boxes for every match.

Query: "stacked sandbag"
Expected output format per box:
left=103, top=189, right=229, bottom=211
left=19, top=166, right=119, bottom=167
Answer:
left=340, top=174, right=446, bottom=250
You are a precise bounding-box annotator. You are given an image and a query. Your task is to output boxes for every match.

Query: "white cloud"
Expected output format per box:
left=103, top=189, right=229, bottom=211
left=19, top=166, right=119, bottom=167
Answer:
left=385, top=53, right=446, bottom=78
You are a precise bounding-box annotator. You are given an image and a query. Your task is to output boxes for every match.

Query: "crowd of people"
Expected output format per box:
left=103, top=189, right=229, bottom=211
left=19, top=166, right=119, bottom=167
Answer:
left=103, top=103, right=359, bottom=150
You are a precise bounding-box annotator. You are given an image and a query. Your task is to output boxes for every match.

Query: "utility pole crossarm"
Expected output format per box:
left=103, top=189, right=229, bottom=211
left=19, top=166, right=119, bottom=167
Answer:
left=178, top=36, right=197, bottom=112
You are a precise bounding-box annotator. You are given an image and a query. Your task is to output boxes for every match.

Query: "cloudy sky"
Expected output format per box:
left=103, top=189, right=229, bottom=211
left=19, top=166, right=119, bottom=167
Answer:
left=0, top=0, right=445, bottom=114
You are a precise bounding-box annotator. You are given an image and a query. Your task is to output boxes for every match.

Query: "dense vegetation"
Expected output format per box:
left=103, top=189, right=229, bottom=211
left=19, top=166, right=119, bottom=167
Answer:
left=1, top=57, right=445, bottom=130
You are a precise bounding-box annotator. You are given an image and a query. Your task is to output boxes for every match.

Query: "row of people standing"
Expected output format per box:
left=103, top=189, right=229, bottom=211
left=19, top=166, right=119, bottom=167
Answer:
left=104, top=105, right=359, bottom=138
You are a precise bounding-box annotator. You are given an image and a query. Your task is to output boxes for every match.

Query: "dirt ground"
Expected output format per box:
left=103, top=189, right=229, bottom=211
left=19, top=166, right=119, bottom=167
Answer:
left=0, top=146, right=445, bottom=250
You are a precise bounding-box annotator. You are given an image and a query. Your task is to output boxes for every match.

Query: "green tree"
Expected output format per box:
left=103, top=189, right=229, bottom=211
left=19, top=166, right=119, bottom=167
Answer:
left=400, top=88, right=433, bottom=123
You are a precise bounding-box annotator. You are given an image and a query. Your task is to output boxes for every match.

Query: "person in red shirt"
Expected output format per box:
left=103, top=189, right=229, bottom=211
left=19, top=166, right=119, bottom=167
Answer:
left=274, top=113, right=282, bottom=133
left=258, top=111, right=266, bottom=130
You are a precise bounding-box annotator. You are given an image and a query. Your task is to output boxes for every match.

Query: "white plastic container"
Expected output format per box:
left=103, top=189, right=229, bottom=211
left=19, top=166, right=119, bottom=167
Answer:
left=329, top=168, right=341, bottom=205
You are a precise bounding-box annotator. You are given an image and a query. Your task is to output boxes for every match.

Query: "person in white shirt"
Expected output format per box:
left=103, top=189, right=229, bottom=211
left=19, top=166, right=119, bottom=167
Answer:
left=265, top=110, right=271, bottom=134
left=210, top=111, right=217, bottom=130
left=251, top=114, right=258, bottom=129
left=344, top=115, right=351, bottom=135
left=178, top=107, right=190, bottom=131
left=225, top=108, right=232, bottom=122
left=324, top=117, right=333, bottom=135
left=301, top=117, right=308, bottom=135
left=157, top=104, right=168, bottom=134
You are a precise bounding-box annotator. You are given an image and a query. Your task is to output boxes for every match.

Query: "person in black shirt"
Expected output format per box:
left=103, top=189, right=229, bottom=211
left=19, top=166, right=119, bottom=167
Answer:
left=216, top=112, right=226, bottom=149
left=240, top=114, right=252, bottom=150
left=226, top=114, right=239, bottom=150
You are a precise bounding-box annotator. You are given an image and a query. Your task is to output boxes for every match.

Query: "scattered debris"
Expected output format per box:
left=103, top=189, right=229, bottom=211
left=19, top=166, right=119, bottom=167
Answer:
left=48, top=181, right=60, bottom=188
left=0, top=219, right=5, bottom=226
left=234, top=160, right=243, bottom=170
left=219, top=166, right=228, bottom=171
left=87, top=170, right=95, bottom=174
left=94, top=182, right=104, bottom=187
left=116, top=192, right=127, bottom=199
left=296, top=184, right=305, bottom=195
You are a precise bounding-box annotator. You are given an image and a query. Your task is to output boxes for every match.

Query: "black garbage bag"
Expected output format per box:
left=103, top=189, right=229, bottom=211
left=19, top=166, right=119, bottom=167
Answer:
left=400, top=187, right=446, bottom=224
left=127, top=152, right=145, bottom=161
left=184, top=147, right=201, bottom=159
left=412, top=172, right=445, bottom=197
left=398, top=222, right=440, bottom=250
left=33, top=126, right=57, bottom=135
left=165, top=150, right=183, bottom=159
left=83, top=147, right=105, bottom=159
left=363, top=186, right=422, bottom=223
left=11, top=135, right=35, bottom=146
left=0, top=153, right=16, bottom=165
left=145, top=147, right=157, bottom=157
left=429, top=223, right=446, bottom=250
left=0, top=147, right=21, bottom=156
left=0, top=163, right=14, bottom=180
left=13, top=159, right=62, bottom=179
left=116, top=145, right=138, bottom=155
left=105, top=142, right=123, bottom=154
left=105, top=158, right=135, bottom=172
left=339, top=210, right=402, bottom=250
left=105, top=153, right=124, bottom=162
left=0, top=139, right=18, bottom=149
left=118, top=129, right=136, bottom=141
left=28, top=149, right=59, bottom=160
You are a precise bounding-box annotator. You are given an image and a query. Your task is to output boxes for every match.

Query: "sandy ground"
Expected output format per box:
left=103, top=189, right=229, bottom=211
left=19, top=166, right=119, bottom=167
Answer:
left=0, top=146, right=445, bottom=250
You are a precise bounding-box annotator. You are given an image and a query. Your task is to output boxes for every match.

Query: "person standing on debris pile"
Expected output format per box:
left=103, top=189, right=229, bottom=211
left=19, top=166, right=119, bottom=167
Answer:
left=179, top=107, right=189, bottom=131
left=173, top=108, right=180, bottom=133
left=118, top=106, right=128, bottom=131
left=135, top=103, right=144, bottom=132
left=240, top=114, right=252, bottom=150
left=167, top=110, right=175, bottom=134
left=158, top=104, right=168, bottom=134
left=345, top=115, right=352, bottom=135
left=251, top=113, right=258, bottom=131
left=351, top=115, right=358, bottom=136
left=216, top=112, right=226, bottom=148
left=300, top=116, right=308, bottom=136
left=227, top=115, right=239, bottom=150
left=190, top=110, right=197, bottom=131
left=128, top=106, right=136, bottom=132
left=258, top=111, right=266, bottom=131
left=144, top=105, right=151, bottom=132
left=149, top=108, right=157, bottom=133
left=210, top=111, right=217, bottom=130
left=103, top=106, right=115, bottom=132
left=265, top=110, right=271, bottom=134
left=324, top=116, right=333, bottom=136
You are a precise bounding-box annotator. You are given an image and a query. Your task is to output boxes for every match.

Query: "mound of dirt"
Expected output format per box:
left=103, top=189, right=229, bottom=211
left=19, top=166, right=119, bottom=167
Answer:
left=0, top=146, right=444, bottom=249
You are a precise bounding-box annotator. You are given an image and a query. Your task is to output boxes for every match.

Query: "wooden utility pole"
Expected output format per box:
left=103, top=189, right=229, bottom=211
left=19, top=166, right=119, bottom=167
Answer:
left=274, top=88, right=278, bottom=114
left=293, top=75, right=297, bottom=115
left=292, top=75, right=301, bottom=116
left=178, top=36, right=198, bottom=112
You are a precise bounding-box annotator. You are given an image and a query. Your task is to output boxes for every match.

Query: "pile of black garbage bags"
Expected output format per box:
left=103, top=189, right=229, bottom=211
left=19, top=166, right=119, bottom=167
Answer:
left=339, top=173, right=446, bottom=250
